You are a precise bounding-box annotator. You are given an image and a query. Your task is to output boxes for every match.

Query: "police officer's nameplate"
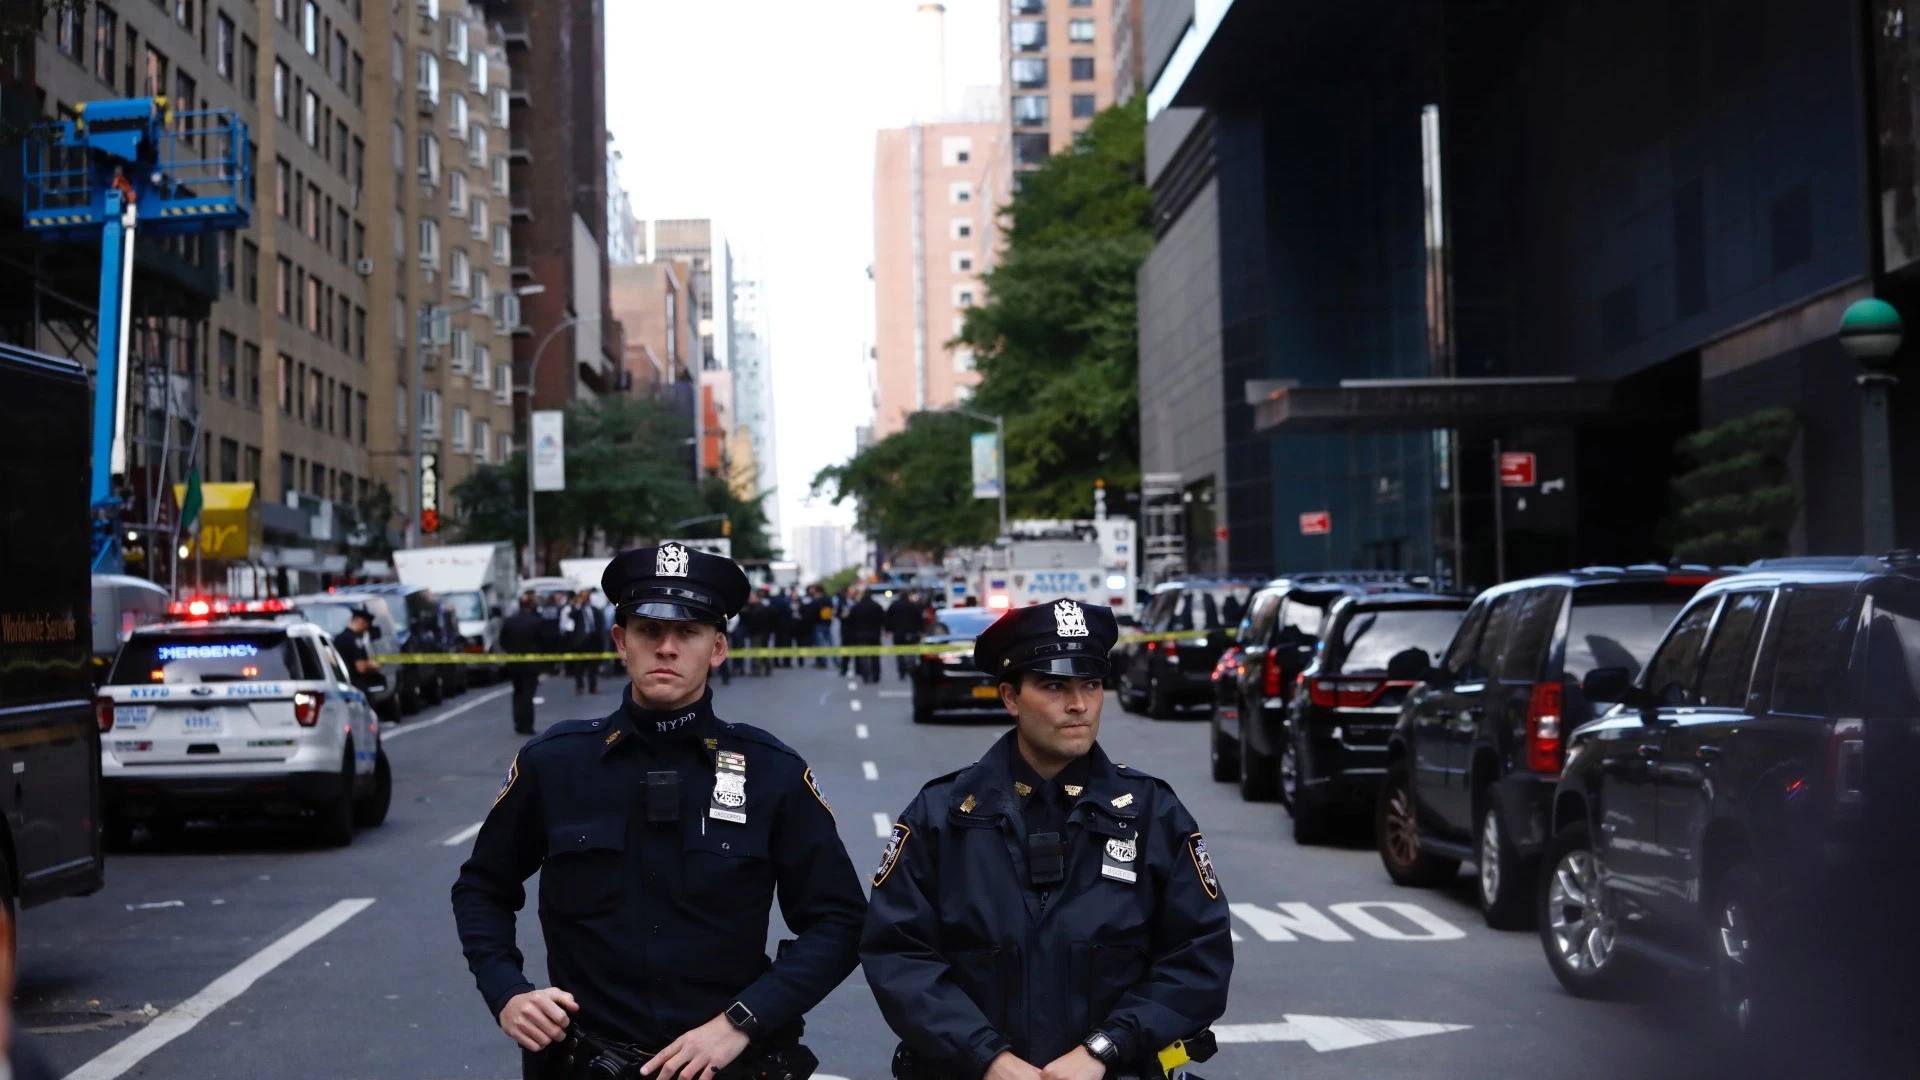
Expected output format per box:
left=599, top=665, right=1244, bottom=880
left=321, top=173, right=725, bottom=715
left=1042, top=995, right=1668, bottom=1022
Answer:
left=1101, top=835, right=1138, bottom=883
left=709, top=749, right=748, bottom=823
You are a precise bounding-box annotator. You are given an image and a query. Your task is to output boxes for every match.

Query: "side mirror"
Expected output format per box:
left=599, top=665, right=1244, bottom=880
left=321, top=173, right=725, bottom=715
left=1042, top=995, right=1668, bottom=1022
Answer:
left=1386, top=647, right=1432, bottom=682
left=1581, top=666, right=1631, bottom=704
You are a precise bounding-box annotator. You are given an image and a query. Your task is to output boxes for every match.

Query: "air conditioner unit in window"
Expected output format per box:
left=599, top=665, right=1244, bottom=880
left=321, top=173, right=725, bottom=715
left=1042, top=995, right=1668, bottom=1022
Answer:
left=417, top=90, right=437, bottom=116
left=355, top=257, right=375, bottom=277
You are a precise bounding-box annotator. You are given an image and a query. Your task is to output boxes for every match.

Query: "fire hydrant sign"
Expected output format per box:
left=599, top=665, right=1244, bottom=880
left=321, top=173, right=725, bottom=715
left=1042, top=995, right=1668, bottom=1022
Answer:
left=1500, top=452, right=1537, bottom=488
left=1300, top=511, right=1331, bottom=536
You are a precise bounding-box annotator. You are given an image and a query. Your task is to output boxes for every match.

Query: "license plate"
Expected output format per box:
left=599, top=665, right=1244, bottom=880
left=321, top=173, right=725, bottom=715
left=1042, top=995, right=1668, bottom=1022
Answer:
left=181, top=711, right=225, bottom=735
left=970, top=686, right=1000, bottom=699
left=115, top=705, right=151, bottom=729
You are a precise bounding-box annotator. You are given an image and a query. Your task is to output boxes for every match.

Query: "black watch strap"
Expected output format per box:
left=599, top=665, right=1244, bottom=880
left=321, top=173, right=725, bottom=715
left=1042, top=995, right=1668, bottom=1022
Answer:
left=1084, top=1030, right=1120, bottom=1065
left=724, top=1001, right=760, bottom=1037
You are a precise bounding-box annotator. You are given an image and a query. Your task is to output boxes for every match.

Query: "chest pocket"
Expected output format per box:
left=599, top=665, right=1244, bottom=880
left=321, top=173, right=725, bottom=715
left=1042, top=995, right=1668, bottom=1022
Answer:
left=682, top=820, right=773, bottom=898
left=541, top=818, right=627, bottom=918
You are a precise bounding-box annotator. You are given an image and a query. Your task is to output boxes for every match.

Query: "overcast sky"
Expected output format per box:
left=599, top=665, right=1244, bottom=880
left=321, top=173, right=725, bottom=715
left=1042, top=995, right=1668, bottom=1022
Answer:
left=605, top=0, right=1002, bottom=547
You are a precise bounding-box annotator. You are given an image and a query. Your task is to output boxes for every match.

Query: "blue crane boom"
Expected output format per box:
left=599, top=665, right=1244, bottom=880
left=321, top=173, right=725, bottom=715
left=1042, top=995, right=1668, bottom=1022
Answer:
left=21, top=96, right=252, bottom=574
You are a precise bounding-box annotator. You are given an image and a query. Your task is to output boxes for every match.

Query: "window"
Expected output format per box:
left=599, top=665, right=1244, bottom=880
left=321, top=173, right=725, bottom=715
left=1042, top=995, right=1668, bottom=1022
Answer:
left=355, top=306, right=366, bottom=360
left=499, top=432, right=513, bottom=461
left=473, top=343, right=490, bottom=388
left=219, top=233, right=236, bottom=293
left=420, top=389, right=441, bottom=436
left=472, top=271, right=490, bottom=308
left=307, top=367, right=324, bottom=427
left=450, top=93, right=469, bottom=135
left=1011, top=57, right=1047, bottom=88
left=953, top=285, right=976, bottom=307
left=491, top=155, right=509, bottom=194
left=276, top=256, right=293, bottom=315
left=418, top=132, right=441, bottom=180
left=243, top=343, right=261, bottom=406
left=241, top=36, right=257, bottom=100
left=474, top=419, right=490, bottom=461
left=243, top=241, right=259, bottom=305
left=1011, top=0, right=1044, bottom=12
left=469, top=125, right=488, bottom=163
left=217, top=332, right=238, bottom=398
left=451, top=407, right=469, bottom=452
left=1770, top=588, right=1858, bottom=717
left=949, top=181, right=973, bottom=204
left=950, top=218, right=974, bottom=240
left=492, top=86, right=510, bottom=126
left=305, top=276, right=324, bottom=334
left=279, top=452, right=295, bottom=498
left=448, top=170, right=468, bottom=213
left=333, top=31, right=348, bottom=86
left=121, top=24, right=136, bottom=96
left=494, top=364, right=510, bottom=405
left=1071, top=56, right=1095, bottom=81
left=950, top=251, right=974, bottom=273
left=449, top=248, right=470, bottom=292
left=336, top=208, right=350, bottom=262
left=1068, top=18, right=1096, bottom=42
left=418, top=218, right=440, bottom=267
left=1468, top=594, right=1522, bottom=677
left=338, top=384, right=352, bottom=440
left=941, top=136, right=973, bottom=166
left=470, top=196, right=489, bottom=238
left=303, top=1, right=320, bottom=54
left=352, top=136, right=364, bottom=187
left=1011, top=20, right=1046, bottom=51
left=492, top=223, right=511, bottom=264
left=1072, top=94, right=1097, bottom=119
left=449, top=326, right=471, bottom=371
left=418, top=51, right=440, bottom=103
left=1644, top=600, right=1716, bottom=707
left=304, top=89, right=320, bottom=147
left=245, top=445, right=261, bottom=484
left=356, top=392, right=368, bottom=444
left=94, top=6, right=117, bottom=83
left=470, top=51, right=488, bottom=93
left=448, top=17, right=469, bottom=63
left=352, top=51, right=363, bottom=105
left=216, top=13, right=235, bottom=78
left=336, top=120, right=349, bottom=176
left=305, top=182, right=322, bottom=239
left=144, top=46, right=167, bottom=97
left=218, top=438, right=239, bottom=483
left=278, top=353, right=294, bottom=414
left=953, top=347, right=975, bottom=373
left=338, top=295, right=351, bottom=350
left=1698, top=592, right=1771, bottom=709
left=56, top=4, right=80, bottom=59
left=1013, top=94, right=1049, bottom=127
left=274, top=59, right=289, bottom=118
left=396, top=384, right=407, bottom=435
left=393, top=209, right=406, bottom=258
left=1013, top=133, right=1051, bottom=167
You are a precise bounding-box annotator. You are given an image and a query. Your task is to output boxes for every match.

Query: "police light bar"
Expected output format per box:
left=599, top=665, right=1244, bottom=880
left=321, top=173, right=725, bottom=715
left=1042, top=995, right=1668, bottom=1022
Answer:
left=986, top=594, right=1012, bottom=610
left=168, top=597, right=292, bottom=619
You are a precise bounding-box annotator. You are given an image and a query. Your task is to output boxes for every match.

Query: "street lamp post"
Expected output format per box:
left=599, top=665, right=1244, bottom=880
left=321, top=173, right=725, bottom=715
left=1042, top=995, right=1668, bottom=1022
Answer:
left=957, top=408, right=1008, bottom=539
left=1840, top=298, right=1904, bottom=554
left=410, top=285, right=543, bottom=548
left=522, top=313, right=597, bottom=577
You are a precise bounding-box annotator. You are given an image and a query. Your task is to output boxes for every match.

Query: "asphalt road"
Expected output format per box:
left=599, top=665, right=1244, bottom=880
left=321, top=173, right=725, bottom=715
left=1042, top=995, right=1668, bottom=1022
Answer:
left=10, top=665, right=1852, bottom=1079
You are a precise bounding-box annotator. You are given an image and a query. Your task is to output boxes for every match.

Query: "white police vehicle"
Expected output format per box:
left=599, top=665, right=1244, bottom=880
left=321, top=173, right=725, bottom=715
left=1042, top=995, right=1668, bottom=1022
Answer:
left=95, top=600, right=391, bottom=846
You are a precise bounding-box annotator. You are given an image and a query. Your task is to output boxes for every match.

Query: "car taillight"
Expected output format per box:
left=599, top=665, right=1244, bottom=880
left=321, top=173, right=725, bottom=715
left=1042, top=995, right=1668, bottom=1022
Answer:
left=1264, top=653, right=1283, bottom=697
left=1827, top=717, right=1866, bottom=820
left=1306, top=676, right=1391, bottom=708
left=95, top=697, right=114, bottom=733
left=293, top=691, right=325, bottom=727
left=1524, top=681, right=1565, bottom=773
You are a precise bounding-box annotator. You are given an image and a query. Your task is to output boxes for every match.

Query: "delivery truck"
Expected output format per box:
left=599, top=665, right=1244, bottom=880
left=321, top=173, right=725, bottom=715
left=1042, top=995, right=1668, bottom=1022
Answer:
left=392, top=543, right=517, bottom=675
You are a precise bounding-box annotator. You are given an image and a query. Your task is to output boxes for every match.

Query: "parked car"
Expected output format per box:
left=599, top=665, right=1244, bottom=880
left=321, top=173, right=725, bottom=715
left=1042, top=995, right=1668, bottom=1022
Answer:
left=286, top=593, right=409, bottom=722
left=909, top=607, right=1006, bottom=723
left=1114, top=579, right=1257, bottom=718
left=1378, top=565, right=1723, bottom=928
left=90, top=573, right=171, bottom=685
left=96, top=614, right=391, bottom=846
left=1539, top=555, right=1920, bottom=1040
left=1212, top=572, right=1432, bottom=802
left=1282, top=593, right=1469, bottom=842
left=348, top=583, right=465, bottom=700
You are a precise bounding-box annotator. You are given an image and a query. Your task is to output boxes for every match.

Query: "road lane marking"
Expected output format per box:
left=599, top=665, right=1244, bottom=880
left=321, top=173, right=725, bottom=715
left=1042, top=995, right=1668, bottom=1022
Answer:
left=63, top=898, right=377, bottom=1080
left=1215, top=1015, right=1471, bottom=1052
left=850, top=699, right=863, bottom=712
left=855, top=724, right=869, bottom=739
left=862, top=761, right=878, bottom=780
left=382, top=685, right=513, bottom=741
left=1229, top=903, right=1354, bottom=942
left=441, top=821, right=485, bottom=847
left=872, top=812, right=891, bottom=837
left=847, top=680, right=858, bottom=690
left=1326, top=901, right=1466, bottom=941
left=878, top=690, right=910, bottom=698
left=1228, top=901, right=1464, bottom=943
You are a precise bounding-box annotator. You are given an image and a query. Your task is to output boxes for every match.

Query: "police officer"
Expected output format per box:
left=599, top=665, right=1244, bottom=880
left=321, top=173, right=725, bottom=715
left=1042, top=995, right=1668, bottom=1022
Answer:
left=331, top=607, right=383, bottom=692
left=499, top=592, right=552, bottom=736
left=861, top=599, right=1233, bottom=1080
left=452, top=544, right=868, bottom=1080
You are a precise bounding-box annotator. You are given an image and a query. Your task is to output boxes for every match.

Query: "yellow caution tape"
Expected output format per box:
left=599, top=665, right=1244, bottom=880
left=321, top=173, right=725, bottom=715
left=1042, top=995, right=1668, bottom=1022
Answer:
left=369, top=627, right=1241, bottom=664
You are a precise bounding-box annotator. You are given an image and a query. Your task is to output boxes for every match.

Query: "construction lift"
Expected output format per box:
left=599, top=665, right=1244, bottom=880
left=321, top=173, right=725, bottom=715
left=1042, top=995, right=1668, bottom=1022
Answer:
left=21, top=96, right=252, bottom=573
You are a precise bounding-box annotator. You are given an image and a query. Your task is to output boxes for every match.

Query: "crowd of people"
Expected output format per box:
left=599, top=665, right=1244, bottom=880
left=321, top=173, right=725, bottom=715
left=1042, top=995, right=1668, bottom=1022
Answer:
left=722, top=584, right=935, bottom=684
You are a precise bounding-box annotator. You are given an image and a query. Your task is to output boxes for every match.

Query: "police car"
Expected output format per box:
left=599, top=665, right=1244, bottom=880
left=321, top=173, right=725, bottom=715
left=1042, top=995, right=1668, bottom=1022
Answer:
left=95, top=599, right=391, bottom=846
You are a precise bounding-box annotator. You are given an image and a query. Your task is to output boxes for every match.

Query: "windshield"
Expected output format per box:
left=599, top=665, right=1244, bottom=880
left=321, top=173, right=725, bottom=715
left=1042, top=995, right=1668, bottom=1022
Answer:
left=1333, top=608, right=1469, bottom=674
left=295, top=603, right=358, bottom=636
left=1563, top=599, right=1688, bottom=682
left=108, top=633, right=299, bottom=685
left=444, top=592, right=487, bottom=621
left=931, top=609, right=1001, bottom=640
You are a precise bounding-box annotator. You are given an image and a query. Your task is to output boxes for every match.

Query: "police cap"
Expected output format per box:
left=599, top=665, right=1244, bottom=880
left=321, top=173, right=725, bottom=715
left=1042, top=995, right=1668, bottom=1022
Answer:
left=973, top=598, right=1118, bottom=680
left=601, top=543, right=751, bottom=626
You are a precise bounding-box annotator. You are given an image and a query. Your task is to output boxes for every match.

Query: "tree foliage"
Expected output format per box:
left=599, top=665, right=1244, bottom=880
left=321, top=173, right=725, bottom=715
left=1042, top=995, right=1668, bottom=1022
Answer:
left=813, top=96, right=1150, bottom=552
left=1670, top=408, right=1800, bottom=565
left=449, top=395, right=779, bottom=568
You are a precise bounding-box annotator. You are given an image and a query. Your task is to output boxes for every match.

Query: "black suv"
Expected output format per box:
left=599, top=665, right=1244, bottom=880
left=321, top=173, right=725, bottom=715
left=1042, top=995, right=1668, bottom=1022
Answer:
left=1538, top=556, right=1920, bottom=1041
left=1378, top=566, right=1722, bottom=928
left=1114, top=579, right=1255, bottom=718
left=1282, top=593, right=1469, bottom=843
left=1211, top=572, right=1431, bottom=803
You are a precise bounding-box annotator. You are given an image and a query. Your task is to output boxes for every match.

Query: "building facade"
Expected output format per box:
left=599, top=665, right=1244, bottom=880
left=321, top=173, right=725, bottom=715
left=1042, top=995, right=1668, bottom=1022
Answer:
left=609, top=260, right=696, bottom=401
left=729, top=262, right=776, bottom=527
left=1007, top=0, right=1126, bottom=170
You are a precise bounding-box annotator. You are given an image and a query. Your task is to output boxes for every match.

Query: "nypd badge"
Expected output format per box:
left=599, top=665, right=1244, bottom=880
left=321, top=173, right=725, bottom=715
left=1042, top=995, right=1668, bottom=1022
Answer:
left=1101, top=834, right=1139, bottom=883
left=1105, top=837, right=1137, bottom=862
left=1187, top=832, right=1221, bottom=900
left=873, top=822, right=911, bottom=887
left=656, top=542, right=690, bottom=578
left=709, top=750, right=747, bottom=824
left=1053, top=599, right=1090, bottom=638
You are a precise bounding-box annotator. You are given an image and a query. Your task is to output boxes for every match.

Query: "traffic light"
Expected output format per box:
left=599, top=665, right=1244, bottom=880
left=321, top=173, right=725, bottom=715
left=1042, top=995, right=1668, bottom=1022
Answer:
left=721, top=517, right=732, bottom=537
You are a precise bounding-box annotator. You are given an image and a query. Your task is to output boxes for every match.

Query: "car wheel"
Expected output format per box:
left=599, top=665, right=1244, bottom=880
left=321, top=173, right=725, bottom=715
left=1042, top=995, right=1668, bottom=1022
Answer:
left=1477, top=796, right=1535, bottom=930
left=1238, top=723, right=1278, bottom=802
left=378, top=695, right=403, bottom=726
left=1209, top=714, right=1237, bottom=782
left=1116, top=674, right=1140, bottom=714
left=1376, top=764, right=1459, bottom=887
left=424, top=674, right=444, bottom=706
left=315, top=747, right=356, bottom=848
left=1539, top=821, right=1639, bottom=998
left=1711, top=863, right=1773, bottom=1039
left=1146, top=675, right=1176, bottom=720
left=103, top=813, right=137, bottom=850
left=399, top=681, right=422, bottom=716
left=353, top=748, right=392, bottom=828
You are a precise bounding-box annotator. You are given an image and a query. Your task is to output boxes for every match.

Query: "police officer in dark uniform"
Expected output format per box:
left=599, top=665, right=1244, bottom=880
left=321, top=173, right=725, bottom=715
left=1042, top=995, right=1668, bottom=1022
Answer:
left=331, top=607, right=382, bottom=692
left=452, top=543, right=868, bottom=1080
left=862, top=599, right=1233, bottom=1080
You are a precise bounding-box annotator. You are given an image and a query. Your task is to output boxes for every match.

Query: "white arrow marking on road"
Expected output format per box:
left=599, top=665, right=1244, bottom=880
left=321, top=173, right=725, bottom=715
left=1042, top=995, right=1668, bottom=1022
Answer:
left=64, top=898, right=376, bottom=1080
left=1215, top=1015, right=1471, bottom=1052
left=872, top=812, right=892, bottom=838
left=442, top=821, right=485, bottom=847
left=855, top=723, right=869, bottom=739
left=850, top=699, right=863, bottom=712
left=862, top=761, right=879, bottom=780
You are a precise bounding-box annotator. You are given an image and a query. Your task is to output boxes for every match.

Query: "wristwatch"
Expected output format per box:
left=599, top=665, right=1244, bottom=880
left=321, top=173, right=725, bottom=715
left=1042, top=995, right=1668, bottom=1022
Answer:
left=1083, top=1031, right=1120, bottom=1067
left=724, top=1001, right=760, bottom=1038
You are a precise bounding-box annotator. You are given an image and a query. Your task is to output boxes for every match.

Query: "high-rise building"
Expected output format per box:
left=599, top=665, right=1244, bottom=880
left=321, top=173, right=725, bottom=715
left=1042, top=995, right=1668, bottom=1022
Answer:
left=644, top=219, right=733, bottom=481
left=610, top=260, right=697, bottom=401
left=606, top=138, right=641, bottom=267
left=791, top=523, right=863, bottom=583
left=729, top=262, right=777, bottom=529
left=1007, top=0, right=1126, bottom=171
left=363, top=0, right=520, bottom=544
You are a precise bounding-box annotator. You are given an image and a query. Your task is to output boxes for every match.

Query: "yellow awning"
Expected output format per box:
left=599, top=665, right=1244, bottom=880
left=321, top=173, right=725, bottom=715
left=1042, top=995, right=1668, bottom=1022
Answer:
left=173, top=482, right=262, bottom=560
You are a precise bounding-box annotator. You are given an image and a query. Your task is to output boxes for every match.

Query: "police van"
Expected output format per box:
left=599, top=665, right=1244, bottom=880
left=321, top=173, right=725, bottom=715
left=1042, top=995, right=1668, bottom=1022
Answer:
left=96, top=602, right=390, bottom=846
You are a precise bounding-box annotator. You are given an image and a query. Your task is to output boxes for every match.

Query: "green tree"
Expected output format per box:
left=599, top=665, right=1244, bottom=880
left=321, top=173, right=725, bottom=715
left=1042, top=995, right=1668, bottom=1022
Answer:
left=1670, top=408, right=1800, bottom=565
left=815, top=96, right=1150, bottom=552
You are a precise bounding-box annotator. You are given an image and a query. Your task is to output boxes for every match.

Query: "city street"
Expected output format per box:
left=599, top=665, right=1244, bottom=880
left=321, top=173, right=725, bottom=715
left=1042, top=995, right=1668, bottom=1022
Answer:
left=23, top=668, right=1736, bottom=1080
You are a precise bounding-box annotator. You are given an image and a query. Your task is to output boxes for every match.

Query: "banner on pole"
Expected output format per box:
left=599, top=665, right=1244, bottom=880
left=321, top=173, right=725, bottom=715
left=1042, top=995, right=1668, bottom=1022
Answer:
left=971, top=432, right=1001, bottom=500
left=531, top=410, right=566, bottom=492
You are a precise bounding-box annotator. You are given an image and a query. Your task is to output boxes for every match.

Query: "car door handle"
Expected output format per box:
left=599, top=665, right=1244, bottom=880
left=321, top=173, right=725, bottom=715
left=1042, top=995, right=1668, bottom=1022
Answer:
left=1694, top=744, right=1722, bottom=762
left=1636, top=743, right=1663, bottom=758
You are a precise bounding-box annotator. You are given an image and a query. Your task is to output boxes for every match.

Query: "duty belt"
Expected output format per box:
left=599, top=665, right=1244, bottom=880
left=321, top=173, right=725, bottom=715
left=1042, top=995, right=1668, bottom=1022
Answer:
left=538, top=1025, right=818, bottom=1080
left=890, top=1032, right=1215, bottom=1080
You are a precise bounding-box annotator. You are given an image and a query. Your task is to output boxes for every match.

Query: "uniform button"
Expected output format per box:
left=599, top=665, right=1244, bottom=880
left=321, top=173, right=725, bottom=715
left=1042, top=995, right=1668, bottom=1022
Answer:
left=722, top=842, right=731, bottom=851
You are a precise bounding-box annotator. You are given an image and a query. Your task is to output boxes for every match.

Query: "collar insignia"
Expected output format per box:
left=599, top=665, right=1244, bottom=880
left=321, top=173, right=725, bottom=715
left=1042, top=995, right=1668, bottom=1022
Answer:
left=1064, top=784, right=1084, bottom=797
left=959, top=794, right=978, bottom=814
left=1013, top=782, right=1033, bottom=797
left=1111, top=792, right=1134, bottom=809
left=603, top=729, right=621, bottom=747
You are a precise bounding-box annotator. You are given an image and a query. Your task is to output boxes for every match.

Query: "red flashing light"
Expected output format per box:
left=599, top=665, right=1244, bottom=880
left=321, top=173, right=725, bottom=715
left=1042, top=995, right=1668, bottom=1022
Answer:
left=1524, top=681, right=1565, bottom=773
left=169, top=597, right=290, bottom=620
left=293, top=691, right=325, bottom=727
left=94, top=697, right=114, bottom=733
left=187, top=599, right=211, bottom=617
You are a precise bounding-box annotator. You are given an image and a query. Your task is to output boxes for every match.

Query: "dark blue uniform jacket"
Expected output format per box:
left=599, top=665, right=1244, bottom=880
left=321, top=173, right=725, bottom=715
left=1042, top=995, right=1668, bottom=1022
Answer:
left=861, top=732, right=1233, bottom=1076
left=451, top=689, right=866, bottom=1048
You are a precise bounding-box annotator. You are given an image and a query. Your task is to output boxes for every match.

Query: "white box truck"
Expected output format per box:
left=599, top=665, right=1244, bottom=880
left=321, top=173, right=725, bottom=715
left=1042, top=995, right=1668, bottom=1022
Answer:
left=393, top=543, right=517, bottom=672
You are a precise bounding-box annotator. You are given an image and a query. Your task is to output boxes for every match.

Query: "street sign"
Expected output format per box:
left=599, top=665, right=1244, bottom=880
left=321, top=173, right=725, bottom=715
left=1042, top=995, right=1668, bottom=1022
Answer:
left=1500, top=452, right=1537, bottom=488
left=1299, top=511, right=1331, bottom=536
left=419, top=453, right=440, bottom=534
left=970, top=432, right=1001, bottom=499
left=531, top=410, right=566, bottom=491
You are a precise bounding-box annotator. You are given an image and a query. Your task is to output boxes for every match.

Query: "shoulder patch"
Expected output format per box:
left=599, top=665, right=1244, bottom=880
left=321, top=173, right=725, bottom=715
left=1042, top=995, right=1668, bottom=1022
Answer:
left=1187, top=832, right=1221, bottom=900
left=493, top=755, right=519, bottom=806
left=873, top=822, right=911, bottom=887
left=803, top=767, right=835, bottom=823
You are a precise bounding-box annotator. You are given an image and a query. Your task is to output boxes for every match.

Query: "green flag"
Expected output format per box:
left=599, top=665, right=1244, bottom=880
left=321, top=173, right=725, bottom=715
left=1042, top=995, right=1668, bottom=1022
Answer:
left=180, top=466, right=204, bottom=535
